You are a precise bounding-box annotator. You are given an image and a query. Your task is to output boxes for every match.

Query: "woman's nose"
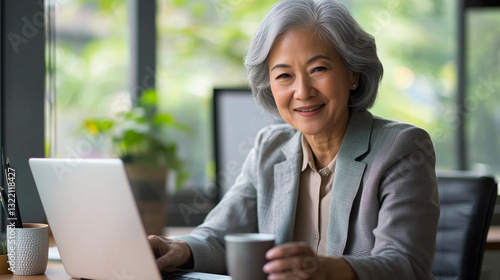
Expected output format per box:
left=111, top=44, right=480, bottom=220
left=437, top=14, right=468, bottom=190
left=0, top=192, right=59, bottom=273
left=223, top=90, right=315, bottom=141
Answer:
left=294, top=75, right=314, bottom=100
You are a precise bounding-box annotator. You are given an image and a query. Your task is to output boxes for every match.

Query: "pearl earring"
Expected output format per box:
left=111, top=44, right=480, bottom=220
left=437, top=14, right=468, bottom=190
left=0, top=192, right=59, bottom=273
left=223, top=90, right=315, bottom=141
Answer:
left=352, top=83, right=356, bottom=88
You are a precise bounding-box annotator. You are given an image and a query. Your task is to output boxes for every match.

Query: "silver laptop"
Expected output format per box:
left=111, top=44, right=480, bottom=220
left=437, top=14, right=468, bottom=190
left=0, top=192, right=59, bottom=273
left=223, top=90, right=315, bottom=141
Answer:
left=29, top=158, right=230, bottom=280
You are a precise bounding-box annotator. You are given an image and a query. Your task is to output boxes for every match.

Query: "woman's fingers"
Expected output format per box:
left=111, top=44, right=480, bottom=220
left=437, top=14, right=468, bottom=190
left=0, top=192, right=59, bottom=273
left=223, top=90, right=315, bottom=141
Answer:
left=264, top=243, right=323, bottom=280
left=266, top=242, right=311, bottom=259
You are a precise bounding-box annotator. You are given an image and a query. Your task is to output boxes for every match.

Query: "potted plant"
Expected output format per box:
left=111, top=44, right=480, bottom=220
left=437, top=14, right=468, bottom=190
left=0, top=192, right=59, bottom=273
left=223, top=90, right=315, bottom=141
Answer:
left=0, top=242, right=10, bottom=274
left=83, top=89, right=190, bottom=235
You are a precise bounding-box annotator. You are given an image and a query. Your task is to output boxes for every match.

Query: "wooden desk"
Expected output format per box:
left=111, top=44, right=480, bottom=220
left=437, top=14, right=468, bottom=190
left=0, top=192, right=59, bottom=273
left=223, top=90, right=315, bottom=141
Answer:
left=1, top=226, right=499, bottom=279
left=1, top=261, right=73, bottom=280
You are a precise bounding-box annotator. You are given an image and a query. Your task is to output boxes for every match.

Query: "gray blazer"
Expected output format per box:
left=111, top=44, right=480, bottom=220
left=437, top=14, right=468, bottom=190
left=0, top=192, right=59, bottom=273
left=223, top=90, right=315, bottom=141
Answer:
left=176, top=110, right=440, bottom=280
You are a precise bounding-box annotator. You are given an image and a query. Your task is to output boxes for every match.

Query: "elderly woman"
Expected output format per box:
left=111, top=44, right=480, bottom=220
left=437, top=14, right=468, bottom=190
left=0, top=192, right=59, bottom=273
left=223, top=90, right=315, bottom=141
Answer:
left=149, top=0, right=440, bottom=279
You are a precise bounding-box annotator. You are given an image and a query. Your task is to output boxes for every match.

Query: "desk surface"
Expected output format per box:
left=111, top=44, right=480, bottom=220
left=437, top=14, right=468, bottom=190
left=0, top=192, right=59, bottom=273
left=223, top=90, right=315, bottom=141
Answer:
left=2, top=262, right=72, bottom=280
left=2, top=226, right=500, bottom=279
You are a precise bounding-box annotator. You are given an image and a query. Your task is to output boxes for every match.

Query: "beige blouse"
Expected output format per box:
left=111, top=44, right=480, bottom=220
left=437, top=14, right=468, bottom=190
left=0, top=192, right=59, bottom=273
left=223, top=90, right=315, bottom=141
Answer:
left=293, top=135, right=337, bottom=256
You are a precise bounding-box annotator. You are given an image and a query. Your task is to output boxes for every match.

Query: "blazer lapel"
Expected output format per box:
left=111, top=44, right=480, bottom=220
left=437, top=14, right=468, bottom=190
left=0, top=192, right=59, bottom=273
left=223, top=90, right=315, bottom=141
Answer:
left=328, top=110, right=373, bottom=255
left=273, top=131, right=302, bottom=245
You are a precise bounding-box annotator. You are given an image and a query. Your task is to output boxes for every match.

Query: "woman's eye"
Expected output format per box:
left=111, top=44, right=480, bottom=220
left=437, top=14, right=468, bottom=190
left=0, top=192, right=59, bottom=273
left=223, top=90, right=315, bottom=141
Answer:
left=276, top=73, right=291, bottom=79
left=312, top=67, right=327, bottom=73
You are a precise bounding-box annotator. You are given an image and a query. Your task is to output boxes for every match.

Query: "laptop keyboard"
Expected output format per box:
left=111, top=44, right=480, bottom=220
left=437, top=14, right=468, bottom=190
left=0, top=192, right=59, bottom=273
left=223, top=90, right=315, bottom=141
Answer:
left=161, top=271, right=205, bottom=280
left=163, top=275, right=203, bottom=280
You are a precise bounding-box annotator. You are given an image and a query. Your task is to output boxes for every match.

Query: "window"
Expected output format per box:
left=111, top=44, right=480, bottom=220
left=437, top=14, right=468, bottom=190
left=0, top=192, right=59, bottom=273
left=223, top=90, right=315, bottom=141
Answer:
left=47, top=0, right=500, bottom=226
left=155, top=0, right=276, bottom=190
left=341, top=0, right=458, bottom=170
left=465, top=7, right=500, bottom=176
left=48, top=1, right=129, bottom=159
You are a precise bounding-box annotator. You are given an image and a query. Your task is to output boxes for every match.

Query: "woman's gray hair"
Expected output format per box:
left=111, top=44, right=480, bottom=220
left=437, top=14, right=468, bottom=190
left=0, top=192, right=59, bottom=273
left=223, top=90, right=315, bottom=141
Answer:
left=245, top=0, right=383, bottom=117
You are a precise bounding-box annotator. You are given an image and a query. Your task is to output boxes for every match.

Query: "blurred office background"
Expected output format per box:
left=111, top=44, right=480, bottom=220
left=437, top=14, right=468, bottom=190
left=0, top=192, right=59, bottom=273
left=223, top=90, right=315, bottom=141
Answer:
left=46, top=0, right=500, bottom=190
left=1, top=0, right=499, bottom=278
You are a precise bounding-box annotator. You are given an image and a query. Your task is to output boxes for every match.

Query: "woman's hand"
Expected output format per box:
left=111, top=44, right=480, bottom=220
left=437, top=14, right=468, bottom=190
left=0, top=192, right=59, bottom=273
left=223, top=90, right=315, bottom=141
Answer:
left=148, top=235, right=193, bottom=272
left=263, top=242, right=357, bottom=280
left=263, top=242, right=326, bottom=280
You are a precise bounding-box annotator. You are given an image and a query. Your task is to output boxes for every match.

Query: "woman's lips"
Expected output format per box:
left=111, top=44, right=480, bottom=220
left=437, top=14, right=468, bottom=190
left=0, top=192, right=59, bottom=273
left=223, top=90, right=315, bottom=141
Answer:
left=294, top=104, right=325, bottom=116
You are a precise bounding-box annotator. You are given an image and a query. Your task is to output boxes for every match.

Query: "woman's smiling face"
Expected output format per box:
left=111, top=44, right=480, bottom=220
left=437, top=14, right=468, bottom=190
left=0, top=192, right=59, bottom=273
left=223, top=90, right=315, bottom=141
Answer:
left=268, top=28, right=358, bottom=137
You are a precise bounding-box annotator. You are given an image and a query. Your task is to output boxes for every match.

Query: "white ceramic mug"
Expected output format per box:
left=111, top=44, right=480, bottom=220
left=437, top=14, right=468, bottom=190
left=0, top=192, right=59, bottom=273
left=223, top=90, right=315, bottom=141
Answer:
left=6, top=223, right=49, bottom=275
left=225, top=233, right=275, bottom=280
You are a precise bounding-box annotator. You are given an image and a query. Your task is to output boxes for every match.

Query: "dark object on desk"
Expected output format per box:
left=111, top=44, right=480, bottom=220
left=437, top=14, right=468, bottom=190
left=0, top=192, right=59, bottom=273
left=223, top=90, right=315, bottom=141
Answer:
left=432, top=172, right=497, bottom=280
